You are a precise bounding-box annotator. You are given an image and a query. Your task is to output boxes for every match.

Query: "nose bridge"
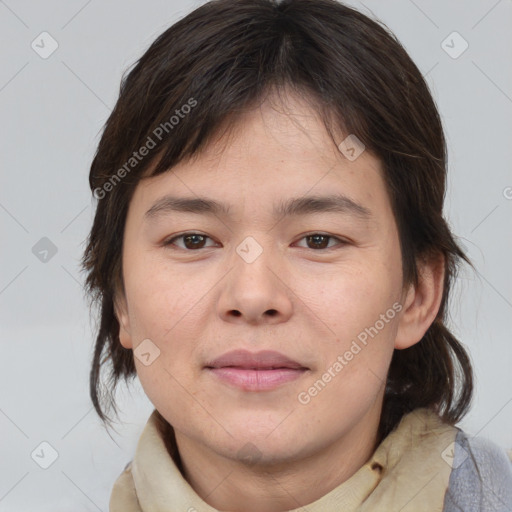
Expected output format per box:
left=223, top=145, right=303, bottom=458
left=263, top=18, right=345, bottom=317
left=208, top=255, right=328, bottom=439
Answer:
left=235, top=234, right=267, bottom=266
left=230, top=233, right=280, bottom=291
left=218, top=233, right=293, bottom=323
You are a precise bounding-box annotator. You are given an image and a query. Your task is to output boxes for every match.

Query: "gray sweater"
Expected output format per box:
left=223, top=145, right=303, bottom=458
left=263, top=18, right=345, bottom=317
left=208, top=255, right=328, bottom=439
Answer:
left=443, top=429, right=512, bottom=511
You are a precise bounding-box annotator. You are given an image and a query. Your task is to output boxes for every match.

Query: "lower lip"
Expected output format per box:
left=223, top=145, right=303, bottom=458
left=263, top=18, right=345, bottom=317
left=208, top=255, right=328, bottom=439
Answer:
left=206, top=367, right=307, bottom=391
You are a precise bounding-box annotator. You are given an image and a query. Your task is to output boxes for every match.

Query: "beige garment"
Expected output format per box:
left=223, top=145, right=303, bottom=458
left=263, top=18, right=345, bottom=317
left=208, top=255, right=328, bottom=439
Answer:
left=110, top=407, right=457, bottom=512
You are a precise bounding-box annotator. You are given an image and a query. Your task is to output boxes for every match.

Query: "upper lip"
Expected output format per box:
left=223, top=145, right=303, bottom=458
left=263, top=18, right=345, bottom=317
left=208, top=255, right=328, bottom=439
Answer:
left=205, top=349, right=307, bottom=370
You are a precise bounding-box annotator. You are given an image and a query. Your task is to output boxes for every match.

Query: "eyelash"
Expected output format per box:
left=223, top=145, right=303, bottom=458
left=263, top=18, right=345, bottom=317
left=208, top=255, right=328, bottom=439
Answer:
left=162, top=232, right=348, bottom=251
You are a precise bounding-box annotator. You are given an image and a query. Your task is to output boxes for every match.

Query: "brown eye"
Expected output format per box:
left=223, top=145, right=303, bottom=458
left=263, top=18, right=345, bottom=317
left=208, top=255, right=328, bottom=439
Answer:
left=296, top=233, right=345, bottom=250
left=306, top=234, right=330, bottom=249
left=164, top=233, right=216, bottom=250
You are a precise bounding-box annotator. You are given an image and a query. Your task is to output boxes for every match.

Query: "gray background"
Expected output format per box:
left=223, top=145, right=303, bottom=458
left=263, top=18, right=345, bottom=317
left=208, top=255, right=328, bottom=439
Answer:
left=1, top=0, right=511, bottom=510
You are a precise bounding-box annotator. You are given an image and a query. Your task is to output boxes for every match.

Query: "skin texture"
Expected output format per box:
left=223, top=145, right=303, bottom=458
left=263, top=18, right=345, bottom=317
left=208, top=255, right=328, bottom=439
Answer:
left=115, top=91, right=445, bottom=512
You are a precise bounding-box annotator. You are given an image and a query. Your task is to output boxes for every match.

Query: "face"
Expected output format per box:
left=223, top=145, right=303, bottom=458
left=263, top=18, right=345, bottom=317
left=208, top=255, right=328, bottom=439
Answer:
left=116, top=92, right=412, bottom=466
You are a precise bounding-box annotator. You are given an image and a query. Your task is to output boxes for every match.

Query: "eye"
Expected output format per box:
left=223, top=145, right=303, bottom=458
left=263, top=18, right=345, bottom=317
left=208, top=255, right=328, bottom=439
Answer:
left=295, top=233, right=346, bottom=250
left=163, top=232, right=218, bottom=250
left=163, top=232, right=347, bottom=251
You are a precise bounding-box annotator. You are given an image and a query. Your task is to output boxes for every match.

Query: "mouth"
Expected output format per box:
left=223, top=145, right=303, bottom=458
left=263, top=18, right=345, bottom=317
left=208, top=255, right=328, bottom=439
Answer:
left=204, top=349, right=309, bottom=391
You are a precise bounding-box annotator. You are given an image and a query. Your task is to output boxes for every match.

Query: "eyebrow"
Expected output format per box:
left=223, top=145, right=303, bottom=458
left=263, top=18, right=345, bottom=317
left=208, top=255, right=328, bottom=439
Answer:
left=144, top=193, right=373, bottom=221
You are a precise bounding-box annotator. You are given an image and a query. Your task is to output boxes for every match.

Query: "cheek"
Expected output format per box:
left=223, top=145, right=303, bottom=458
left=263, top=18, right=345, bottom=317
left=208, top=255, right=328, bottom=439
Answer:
left=296, top=269, right=399, bottom=417
left=301, top=260, right=400, bottom=336
left=124, top=259, right=219, bottom=399
left=297, top=260, right=401, bottom=403
left=125, top=253, right=208, bottom=334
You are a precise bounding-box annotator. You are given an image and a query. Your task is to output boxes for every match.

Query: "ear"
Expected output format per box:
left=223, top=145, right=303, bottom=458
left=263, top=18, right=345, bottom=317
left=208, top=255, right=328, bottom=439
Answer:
left=395, top=253, right=445, bottom=350
left=114, top=293, right=134, bottom=350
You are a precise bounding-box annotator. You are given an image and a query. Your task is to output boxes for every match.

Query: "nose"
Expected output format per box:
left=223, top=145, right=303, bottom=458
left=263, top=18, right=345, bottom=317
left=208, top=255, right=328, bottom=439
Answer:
left=216, top=241, right=293, bottom=326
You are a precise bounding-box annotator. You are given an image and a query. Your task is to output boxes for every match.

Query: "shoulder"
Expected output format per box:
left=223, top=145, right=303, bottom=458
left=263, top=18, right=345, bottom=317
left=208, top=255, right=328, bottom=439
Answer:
left=443, top=429, right=512, bottom=512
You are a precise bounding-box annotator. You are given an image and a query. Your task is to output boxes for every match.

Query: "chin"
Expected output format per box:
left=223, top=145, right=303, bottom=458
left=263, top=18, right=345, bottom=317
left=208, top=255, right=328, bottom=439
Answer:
left=211, top=419, right=308, bottom=459
left=225, top=437, right=309, bottom=468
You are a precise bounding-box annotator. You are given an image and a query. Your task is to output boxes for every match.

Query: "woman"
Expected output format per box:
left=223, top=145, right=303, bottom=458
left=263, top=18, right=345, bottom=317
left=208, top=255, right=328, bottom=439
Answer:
left=81, top=0, right=512, bottom=510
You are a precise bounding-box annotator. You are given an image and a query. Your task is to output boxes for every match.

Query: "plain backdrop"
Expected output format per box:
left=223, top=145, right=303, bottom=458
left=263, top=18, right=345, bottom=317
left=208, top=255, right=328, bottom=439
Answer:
left=1, top=0, right=511, bottom=510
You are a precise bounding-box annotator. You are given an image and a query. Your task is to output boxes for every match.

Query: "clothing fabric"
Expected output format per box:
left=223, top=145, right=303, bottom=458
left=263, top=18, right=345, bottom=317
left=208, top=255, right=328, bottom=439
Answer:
left=110, top=407, right=512, bottom=511
left=443, top=429, right=512, bottom=511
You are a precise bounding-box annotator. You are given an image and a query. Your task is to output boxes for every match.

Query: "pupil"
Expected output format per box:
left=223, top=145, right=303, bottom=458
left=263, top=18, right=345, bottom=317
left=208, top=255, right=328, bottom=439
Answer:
left=308, top=235, right=328, bottom=249
left=185, top=234, right=205, bottom=249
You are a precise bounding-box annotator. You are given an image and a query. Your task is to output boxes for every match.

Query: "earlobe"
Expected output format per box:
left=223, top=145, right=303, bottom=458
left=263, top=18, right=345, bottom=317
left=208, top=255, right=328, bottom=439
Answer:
left=394, top=254, right=445, bottom=350
left=114, top=295, right=133, bottom=350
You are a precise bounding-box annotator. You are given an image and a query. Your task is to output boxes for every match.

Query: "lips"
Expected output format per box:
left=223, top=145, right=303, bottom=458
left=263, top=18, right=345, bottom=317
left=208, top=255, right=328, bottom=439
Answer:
left=204, top=349, right=308, bottom=391
left=204, top=349, right=307, bottom=370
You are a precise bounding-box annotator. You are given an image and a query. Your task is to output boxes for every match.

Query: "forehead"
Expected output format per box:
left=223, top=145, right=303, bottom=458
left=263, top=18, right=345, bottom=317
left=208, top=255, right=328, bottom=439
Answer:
left=132, top=91, right=390, bottom=228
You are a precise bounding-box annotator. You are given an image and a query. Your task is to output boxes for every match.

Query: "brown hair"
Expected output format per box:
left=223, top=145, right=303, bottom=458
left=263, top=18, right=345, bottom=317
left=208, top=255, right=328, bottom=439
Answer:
left=81, top=0, right=474, bottom=442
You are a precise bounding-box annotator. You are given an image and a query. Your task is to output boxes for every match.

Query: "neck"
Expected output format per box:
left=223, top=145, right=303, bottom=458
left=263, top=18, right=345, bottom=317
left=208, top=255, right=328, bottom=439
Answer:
left=165, top=403, right=383, bottom=512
